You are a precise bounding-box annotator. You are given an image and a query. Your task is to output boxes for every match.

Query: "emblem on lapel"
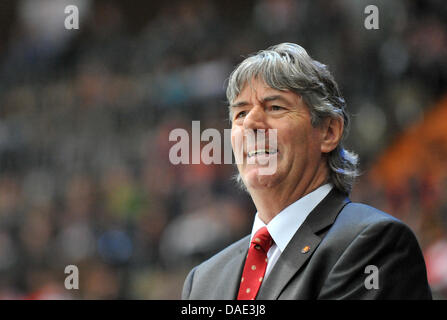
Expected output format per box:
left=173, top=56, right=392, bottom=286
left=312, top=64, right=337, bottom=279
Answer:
left=301, top=246, right=310, bottom=254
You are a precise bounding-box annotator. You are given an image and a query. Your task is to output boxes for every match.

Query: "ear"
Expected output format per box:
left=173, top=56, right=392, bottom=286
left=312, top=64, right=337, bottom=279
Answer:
left=320, top=116, right=343, bottom=154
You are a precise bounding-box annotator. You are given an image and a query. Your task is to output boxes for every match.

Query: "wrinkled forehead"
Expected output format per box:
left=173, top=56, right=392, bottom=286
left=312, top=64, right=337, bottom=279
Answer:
left=228, top=75, right=295, bottom=117
left=228, top=69, right=295, bottom=107
left=236, top=77, right=275, bottom=97
left=228, top=77, right=271, bottom=115
left=229, top=74, right=292, bottom=105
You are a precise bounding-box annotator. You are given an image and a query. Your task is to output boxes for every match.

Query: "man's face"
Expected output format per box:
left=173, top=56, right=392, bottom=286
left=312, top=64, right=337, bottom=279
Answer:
left=230, top=78, right=326, bottom=192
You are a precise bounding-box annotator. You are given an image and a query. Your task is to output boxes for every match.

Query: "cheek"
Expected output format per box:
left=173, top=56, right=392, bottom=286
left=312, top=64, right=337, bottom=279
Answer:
left=281, top=127, right=307, bottom=150
left=279, top=127, right=317, bottom=163
left=309, top=127, right=324, bottom=152
left=231, top=126, right=244, bottom=163
left=231, top=126, right=242, bottom=148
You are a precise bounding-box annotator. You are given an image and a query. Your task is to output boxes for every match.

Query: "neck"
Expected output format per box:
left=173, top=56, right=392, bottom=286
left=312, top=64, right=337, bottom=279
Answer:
left=249, top=163, right=329, bottom=224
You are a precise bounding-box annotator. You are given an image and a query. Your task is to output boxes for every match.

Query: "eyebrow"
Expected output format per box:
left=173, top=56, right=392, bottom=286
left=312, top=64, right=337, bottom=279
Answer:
left=230, top=95, right=289, bottom=108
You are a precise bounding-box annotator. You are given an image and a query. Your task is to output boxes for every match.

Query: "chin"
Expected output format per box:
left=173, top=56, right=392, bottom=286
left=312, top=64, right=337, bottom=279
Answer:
left=244, top=169, right=279, bottom=189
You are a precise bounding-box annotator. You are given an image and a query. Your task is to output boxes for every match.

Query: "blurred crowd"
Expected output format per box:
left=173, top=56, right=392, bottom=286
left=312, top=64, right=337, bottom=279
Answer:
left=0, top=0, right=446, bottom=299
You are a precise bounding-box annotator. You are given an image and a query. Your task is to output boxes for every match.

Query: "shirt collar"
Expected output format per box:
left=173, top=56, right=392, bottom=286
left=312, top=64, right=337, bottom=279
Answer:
left=250, top=183, right=333, bottom=252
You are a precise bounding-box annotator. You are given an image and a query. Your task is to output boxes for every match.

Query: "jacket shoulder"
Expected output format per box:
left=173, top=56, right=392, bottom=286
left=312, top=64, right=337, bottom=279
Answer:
left=317, top=202, right=431, bottom=299
left=334, top=202, right=403, bottom=232
left=194, top=235, right=249, bottom=273
left=182, top=235, right=249, bottom=299
left=320, top=201, right=416, bottom=257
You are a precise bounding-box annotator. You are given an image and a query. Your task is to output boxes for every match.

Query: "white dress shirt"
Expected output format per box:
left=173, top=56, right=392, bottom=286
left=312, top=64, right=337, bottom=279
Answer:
left=249, top=183, right=333, bottom=279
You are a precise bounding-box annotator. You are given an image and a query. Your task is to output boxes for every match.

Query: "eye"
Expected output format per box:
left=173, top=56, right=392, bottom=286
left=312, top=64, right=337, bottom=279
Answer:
left=271, top=105, right=284, bottom=111
left=235, top=111, right=247, bottom=119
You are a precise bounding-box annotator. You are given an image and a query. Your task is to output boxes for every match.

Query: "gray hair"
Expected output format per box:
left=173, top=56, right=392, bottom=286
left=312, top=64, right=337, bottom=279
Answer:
left=226, top=43, right=359, bottom=195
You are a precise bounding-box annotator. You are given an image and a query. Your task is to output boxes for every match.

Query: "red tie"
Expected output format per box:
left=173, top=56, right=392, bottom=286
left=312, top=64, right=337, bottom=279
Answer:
left=237, top=226, right=273, bottom=300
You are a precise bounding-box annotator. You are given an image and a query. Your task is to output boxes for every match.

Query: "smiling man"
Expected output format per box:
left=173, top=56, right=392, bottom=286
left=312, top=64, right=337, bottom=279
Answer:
left=182, top=43, right=432, bottom=300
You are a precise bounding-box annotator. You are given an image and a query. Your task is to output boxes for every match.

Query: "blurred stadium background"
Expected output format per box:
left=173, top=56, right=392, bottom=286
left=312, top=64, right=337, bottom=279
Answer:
left=0, top=0, right=446, bottom=299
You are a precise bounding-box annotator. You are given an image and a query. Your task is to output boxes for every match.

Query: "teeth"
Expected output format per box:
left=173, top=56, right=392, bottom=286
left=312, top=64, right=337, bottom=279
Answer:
left=248, top=149, right=278, bottom=157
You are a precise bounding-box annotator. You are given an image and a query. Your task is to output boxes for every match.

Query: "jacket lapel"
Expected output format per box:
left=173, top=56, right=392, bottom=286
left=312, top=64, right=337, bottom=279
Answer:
left=256, top=189, right=350, bottom=300
left=219, top=235, right=250, bottom=299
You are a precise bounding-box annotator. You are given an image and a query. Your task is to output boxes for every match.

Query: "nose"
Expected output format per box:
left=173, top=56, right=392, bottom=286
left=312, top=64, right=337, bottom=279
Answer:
left=243, top=105, right=268, bottom=131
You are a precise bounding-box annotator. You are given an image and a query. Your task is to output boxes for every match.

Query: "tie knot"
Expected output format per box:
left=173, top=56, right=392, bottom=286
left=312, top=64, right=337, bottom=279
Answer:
left=251, top=226, right=273, bottom=252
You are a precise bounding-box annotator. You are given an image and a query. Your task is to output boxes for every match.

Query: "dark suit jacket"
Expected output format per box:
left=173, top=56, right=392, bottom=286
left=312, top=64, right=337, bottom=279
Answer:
left=182, top=189, right=432, bottom=299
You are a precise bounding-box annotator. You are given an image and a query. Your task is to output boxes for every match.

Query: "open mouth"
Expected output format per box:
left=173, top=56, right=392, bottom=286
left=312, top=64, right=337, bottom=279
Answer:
left=247, top=149, right=278, bottom=157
